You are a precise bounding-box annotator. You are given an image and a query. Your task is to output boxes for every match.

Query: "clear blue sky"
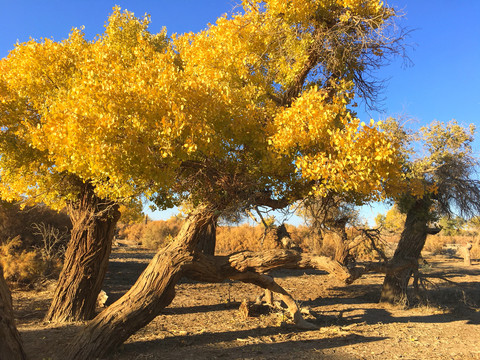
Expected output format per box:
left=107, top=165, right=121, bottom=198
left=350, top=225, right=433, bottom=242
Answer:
left=1, top=1, right=479, bottom=224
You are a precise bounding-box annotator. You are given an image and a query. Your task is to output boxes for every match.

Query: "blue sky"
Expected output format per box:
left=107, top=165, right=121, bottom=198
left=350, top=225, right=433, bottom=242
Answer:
left=1, top=1, right=479, bottom=224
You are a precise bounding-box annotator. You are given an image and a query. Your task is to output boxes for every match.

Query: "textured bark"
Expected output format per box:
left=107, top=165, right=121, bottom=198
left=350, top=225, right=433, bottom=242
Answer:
left=184, top=249, right=351, bottom=329
left=225, top=249, right=351, bottom=280
left=346, top=258, right=416, bottom=283
left=185, top=249, right=351, bottom=282
left=195, top=217, right=216, bottom=255
left=66, top=207, right=215, bottom=360
left=0, top=267, right=27, bottom=360
left=45, top=182, right=120, bottom=323
left=380, top=198, right=437, bottom=305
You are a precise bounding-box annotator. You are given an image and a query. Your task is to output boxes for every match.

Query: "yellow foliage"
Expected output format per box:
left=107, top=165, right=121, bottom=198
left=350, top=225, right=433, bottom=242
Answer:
left=383, top=205, right=406, bottom=233
left=1, top=1, right=404, bottom=210
left=118, top=200, right=145, bottom=225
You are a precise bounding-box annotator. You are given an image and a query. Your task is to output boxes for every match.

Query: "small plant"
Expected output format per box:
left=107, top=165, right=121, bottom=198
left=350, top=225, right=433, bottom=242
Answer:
left=0, top=236, right=44, bottom=286
left=0, top=222, right=69, bottom=287
left=31, top=222, right=69, bottom=275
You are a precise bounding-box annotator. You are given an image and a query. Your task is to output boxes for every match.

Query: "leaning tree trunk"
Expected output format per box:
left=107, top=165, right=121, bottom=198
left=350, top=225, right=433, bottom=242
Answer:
left=66, top=203, right=354, bottom=359
left=380, top=198, right=439, bottom=305
left=45, top=181, right=120, bottom=323
left=0, top=266, right=27, bottom=360
left=66, top=206, right=216, bottom=360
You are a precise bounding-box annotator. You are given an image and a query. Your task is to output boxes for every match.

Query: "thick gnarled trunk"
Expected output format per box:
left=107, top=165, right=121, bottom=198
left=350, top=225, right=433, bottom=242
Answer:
left=66, top=207, right=216, bottom=360
left=66, top=202, right=352, bottom=359
left=380, top=198, right=437, bottom=305
left=0, top=267, right=27, bottom=360
left=45, top=182, right=120, bottom=323
left=186, top=249, right=350, bottom=325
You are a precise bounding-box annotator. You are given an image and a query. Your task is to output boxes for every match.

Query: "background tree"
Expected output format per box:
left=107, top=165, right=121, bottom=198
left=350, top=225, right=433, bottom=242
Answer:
left=374, top=205, right=406, bottom=233
left=467, top=216, right=480, bottom=234
left=438, top=215, right=465, bottom=236
left=380, top=120, right=480, bottom=304
left=298, top=194, right=362, bottom=262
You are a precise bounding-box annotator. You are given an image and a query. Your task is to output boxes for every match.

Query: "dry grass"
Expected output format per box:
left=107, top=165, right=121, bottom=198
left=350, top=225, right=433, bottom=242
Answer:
left=0, top=236, right=62, bottom=287
left=117, top=218, right=183, bottom=249
left=117, top=219, right=480, bottom=262
left=424, top=235, right=480, bottom=259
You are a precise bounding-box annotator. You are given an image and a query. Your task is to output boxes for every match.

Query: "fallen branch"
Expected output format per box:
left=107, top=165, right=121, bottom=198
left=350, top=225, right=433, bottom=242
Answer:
left=184, top=249, right=351, bottom=329
left=346, top=258, right=418, bottom=283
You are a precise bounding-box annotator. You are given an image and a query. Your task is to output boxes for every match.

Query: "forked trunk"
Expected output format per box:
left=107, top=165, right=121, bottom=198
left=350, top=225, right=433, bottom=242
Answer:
left=380, top=198, right=436, bottom=305
left=45, top=182, right=120, bottom=323
left=0, top=266, right=27, bottom=360
left=66, top=206, right=216, bottom=360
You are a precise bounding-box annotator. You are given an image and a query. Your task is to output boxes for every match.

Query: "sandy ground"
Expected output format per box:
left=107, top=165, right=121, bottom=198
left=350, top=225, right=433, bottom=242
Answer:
left=11, top=247, right=480, bottom=360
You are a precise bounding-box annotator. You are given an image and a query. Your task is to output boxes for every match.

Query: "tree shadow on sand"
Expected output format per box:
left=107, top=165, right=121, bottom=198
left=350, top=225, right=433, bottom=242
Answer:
left=116, top=325, right=386, bottom=360
left=356, top=307, right=479, bottom=325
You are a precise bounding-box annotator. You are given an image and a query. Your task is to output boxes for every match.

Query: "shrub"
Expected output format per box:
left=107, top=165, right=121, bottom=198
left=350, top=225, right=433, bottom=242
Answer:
left=31, top=222, right=68, bottom=275
left=0, top=201, right=71, bottom=248
left=216, top=224, right=264, bottom=253
left=0, top=202, right=71, bottom=287
left=0, top=236, right=50, bottom=286
left=140, top=217, right=183, bottom=250
left=216, top=223, right=307, bottom=254
left=118, top=222, right=146, bottom=244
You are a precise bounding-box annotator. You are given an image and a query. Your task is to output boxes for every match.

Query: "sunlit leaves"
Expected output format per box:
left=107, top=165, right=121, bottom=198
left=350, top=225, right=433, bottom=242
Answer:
left=1, top=1, right=405, bottom=210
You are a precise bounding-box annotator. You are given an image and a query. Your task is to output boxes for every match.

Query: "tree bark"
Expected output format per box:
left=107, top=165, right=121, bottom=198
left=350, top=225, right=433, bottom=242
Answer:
left=185, top=252, right=318, bottom=329
left=45, top=181, right=120, bottom=323
left=0, top=266, right=27, bottom=360
left=380, top=198, right=437, bottom=305
left=464, top=243, right=473, bottom=266
left=333, top=229, right=350, bottom=265
left=185, top=249, right=351, bottom=282
left=185, top=249, right=350, bottom=329
left=195, top=217, right=216, bottom=255
left=66, top=206, right=216, bottom=360
left=66, top=202, right=350, bottom=359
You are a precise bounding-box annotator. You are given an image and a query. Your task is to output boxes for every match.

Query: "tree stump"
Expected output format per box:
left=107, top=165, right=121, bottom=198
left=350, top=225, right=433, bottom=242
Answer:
left=464, top=242, right=473, bottom=266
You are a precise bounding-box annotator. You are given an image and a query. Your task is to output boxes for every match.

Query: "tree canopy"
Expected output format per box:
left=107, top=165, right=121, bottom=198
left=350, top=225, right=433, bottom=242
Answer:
left=382, top=118, right=480, bottom=220
left=1, top=1, right=407, bottom=214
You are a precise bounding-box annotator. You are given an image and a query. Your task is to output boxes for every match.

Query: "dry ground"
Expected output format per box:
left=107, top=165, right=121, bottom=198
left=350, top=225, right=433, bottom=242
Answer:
left=11, top=246, right=480, bottom=360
